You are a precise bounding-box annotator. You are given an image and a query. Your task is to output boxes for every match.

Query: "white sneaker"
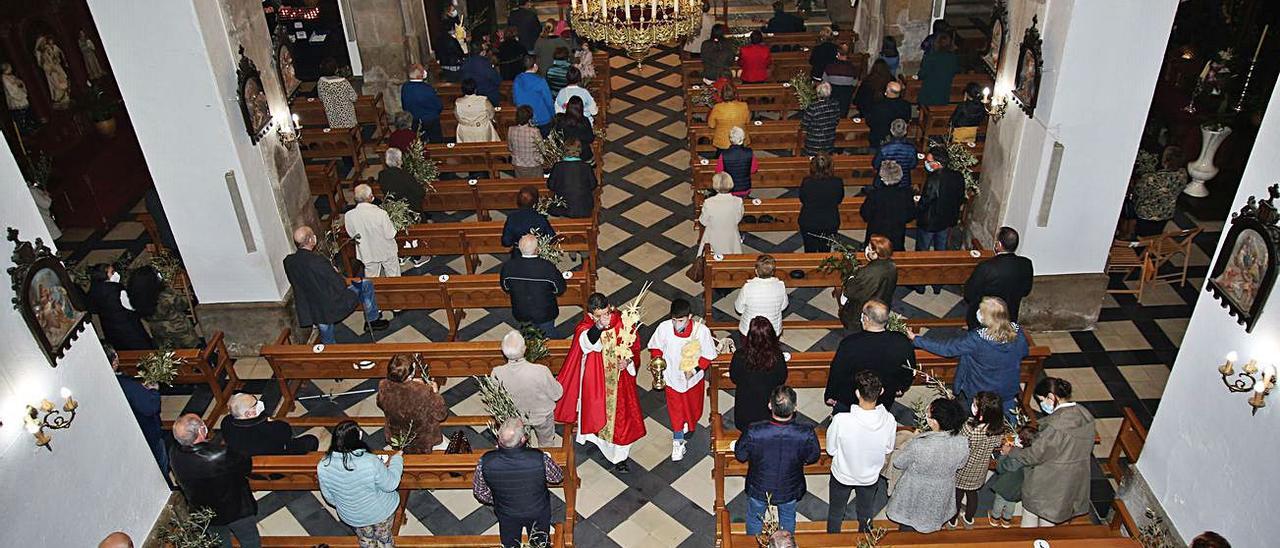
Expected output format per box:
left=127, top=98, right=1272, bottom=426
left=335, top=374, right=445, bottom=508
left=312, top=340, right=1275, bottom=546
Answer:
left=672, top=439, right=687, bottom=461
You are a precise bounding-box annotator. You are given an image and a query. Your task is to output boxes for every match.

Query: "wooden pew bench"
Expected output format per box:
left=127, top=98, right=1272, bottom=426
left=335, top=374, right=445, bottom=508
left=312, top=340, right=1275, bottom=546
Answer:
left=369, top=177, right=541, bottom=220
left=681, top=50, right=811, bottom=84
left=701, top=250, right=993, bottom=331
left=116, top=331, right=240, bottom=426
left=300, top=127, right=367, bottom=176
left=1103, top=407, right=1148, bottom=484
left=306, top=160, right=345, bottom=214
left=718, top=196, right=920, bottom=235
left=290, top=93, right=389, bottom=139
left=688, top=119, right=872, bottom=158
left=420, top=141, right=604, bottom=181
left=690, top=155, right=929, bottom=211
left=903, top=73, right=995, bottom=105
left=685, top=82, right=802, bottom=126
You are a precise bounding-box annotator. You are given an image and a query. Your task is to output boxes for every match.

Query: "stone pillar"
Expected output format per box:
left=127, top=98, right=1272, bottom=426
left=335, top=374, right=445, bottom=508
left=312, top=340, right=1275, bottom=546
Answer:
left=882, top=0, right=931, bottom=71
left=966, top=0, right=1179, bottom=330
left=348, top=0, right=430, bottom=115
left=87, top=0, right=317, bottom=354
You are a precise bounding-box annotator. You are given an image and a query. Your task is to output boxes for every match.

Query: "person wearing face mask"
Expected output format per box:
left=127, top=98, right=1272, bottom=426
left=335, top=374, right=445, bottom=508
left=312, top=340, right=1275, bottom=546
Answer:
left=837, top=235, right=898, bottom=331
left=913, top=144, right=966, bottom=294
left=219, top=392, right=319, bottom=457
left=646, top=298, right=718, bottom=461
left=554, top=292, right=646, bottom=473
left=125, top=264, right=201, bottom=348
left=170, top=413, right=259, bottom=547
left=86, top=263, right=154, bottom=350
left=886, top=398, right=969, bottom=532
left=1000, top=377, right=1095, bottom=528
left=826, top=300, right=916, bottom=423
left=907, top=296, right=1029, bottom=425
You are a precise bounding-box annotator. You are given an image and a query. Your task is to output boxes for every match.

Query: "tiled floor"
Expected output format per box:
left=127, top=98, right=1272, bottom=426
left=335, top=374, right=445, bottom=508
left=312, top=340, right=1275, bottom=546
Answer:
left=59, top=46, right=1223, bottom=547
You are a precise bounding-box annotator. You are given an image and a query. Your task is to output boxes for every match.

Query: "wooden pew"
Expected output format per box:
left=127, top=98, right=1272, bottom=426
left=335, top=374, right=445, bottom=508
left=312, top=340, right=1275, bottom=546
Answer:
left=903, top=73, right=995, bottom=104
left=306, top=160, right=346, bottom=214
left=369, top=177, right=543, bottom=220
left=687, top=119, right=871, bottom=158
left=338, top=218, right=598, bottom=278
left=714, top=196, right=921, bottom=235
left=702, top=250, right=992, bottom=331
left=1103, top=407, right=1148, bottom=484
left=685, top=82, right=802, bottom=127
left=359, top=273, right=591, bottom=341
left=250, top=425, right=578, bottom=547
left=680, top=50, right=811, bottom=84
left=422, top=141, right=604, bottom=181
left=300, top=126, right=367, bottom=177
left=116, top=331, right=240, bottom=426
left=920, top=103, right=989, bottom=146
left=290, top=93, right=389, bottom=139
left=436, top=78, right=608, bottom=113
left=260, top=333, right=572, bottom=425
left=440, top=105, right=518, bottom=140
left=689, top=155, right=937, bottom=210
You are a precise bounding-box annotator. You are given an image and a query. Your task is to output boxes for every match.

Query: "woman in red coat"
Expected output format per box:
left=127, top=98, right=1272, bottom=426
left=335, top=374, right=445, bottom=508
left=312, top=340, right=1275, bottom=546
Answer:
left=738, top=30, right=773, bottom=83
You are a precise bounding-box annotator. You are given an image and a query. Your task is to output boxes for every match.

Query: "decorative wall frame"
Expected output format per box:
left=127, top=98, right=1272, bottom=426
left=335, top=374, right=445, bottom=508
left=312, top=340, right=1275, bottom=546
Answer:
left=7, top=228, right=88, bottom=367
left=1207, top=184, right=1279, bottom=333
left=236, top=46, right=271, bottom=144
left=983, top=1, right=1008, bottom=77
left=1011, top=15, right=1043, bottom=117
left=272, top=25, right=300, bottom=100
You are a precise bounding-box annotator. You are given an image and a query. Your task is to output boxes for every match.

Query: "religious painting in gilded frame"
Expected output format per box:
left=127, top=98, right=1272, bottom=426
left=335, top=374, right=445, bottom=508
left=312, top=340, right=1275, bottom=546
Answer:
left=1207, top=184, right=1280, bottom=333
left=7, top=228, right=88, bottom=367
left=983, top=1, right=1008, bottom=76
left=1011, top=15, right=1043, bottom=117
left=237, top=46, right=271, bottom=144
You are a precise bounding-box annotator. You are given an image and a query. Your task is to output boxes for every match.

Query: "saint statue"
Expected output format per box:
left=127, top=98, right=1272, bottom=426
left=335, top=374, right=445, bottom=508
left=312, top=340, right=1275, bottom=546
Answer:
left=2, top=63, right=37, bottom=133
left=78, top=30, right=107, bottom=80
left=34, top=35, right=71, bottom=109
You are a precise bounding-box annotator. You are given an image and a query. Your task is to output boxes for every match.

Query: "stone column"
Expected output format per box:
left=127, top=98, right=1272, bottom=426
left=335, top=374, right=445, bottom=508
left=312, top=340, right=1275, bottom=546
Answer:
left=965, top=0, right=1179, bottom=330
left=86, top=0, right=317, bottom=354
left=882, top=0, right=931, bottom=72
left=348, top=0, right=430, bottom=115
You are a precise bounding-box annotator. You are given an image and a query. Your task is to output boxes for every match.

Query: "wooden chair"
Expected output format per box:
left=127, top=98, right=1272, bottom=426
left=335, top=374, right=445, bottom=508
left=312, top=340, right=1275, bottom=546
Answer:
left=1146, top=227, right=1203, bottom=288
left=1103, top=407, right=1149, bottom=485
left=1105, top=238, right=1156, bottom=302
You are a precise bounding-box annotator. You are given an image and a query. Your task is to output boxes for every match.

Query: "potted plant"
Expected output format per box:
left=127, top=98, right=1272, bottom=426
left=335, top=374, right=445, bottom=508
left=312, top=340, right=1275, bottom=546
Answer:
left=83, top=83, right=119, bottom=137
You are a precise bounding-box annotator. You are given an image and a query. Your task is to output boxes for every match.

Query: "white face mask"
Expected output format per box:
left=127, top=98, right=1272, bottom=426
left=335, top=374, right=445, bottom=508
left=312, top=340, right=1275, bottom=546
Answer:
left=253, top=400, right=265, bottom=417
left=971, top=403, right=978, bottom=416
left=975, top=310, right=985, bottom=325
left=674, top=318, right=689, bottom=331
left=1039, top=398, right=1055, bottom=414
left=924, top=161, right=937, bottom=173
left=108, top=271, right=121, bottom=284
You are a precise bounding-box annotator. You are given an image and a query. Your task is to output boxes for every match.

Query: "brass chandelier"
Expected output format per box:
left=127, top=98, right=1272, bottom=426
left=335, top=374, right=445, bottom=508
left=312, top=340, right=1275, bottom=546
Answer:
left=569, top=0, right=703, bottom=60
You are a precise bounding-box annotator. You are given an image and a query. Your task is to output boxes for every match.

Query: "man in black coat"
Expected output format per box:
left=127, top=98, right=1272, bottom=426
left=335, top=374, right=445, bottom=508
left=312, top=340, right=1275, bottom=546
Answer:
left=914, top=145, right=966, bottom=293
left=473, top=418, right=564, bottom=547
left=863, top=81, right=912, bottom=149
left=378, top=147, right=425, bottom=217
left=824, top=300, right=916, bottom=425
left=500, top=235, right=567, bottom=337
left=170, top=414, right=259, bottom=547
left=86, top=264, right=153, bottom=350
left=508, top=2, right=542, bottom=53
left=734, top=386, right=821, bottom=536
left=860, top=160, right=916, bottom=251
left=763, top=1, right=807, bottom=33
left=283, top=226, right=389, bottom=344
left=964, top=226, right=1034, bottom=328
left=108, top=344, right=169, bottom=479
left=219, top=393, right=319, bottom=457
left=502, top=186, right=557, bottom=248
left=546, top=139, right=597, bottom=218
left=497, top=25, right=529, bottom=81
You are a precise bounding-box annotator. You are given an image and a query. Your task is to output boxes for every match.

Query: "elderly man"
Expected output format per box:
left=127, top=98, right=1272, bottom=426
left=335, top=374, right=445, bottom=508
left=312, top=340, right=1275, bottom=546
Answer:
left=735, top=386, right=821, bottom=535
left=283, top=226, right=389, bottom=344
left=472, top=418, right=565, bottom=547
left=801, top=82, right=841, bottom=155
left=502, top=186, right=556, bottom=249
left=963, top=226, right=1034, bottom=328
left=344, top=184, right=401, bottom=278
left=219, top=393, right=318, bottom=457
left=492, top=331, right=564, bottom=446
left=864, top=81, right=912, bottom=148
left=400, top=64, right=443, bottom=143
left=499, top=234, right=566, bottom=337
left=170, top=414, right=259, bottom=547
left=861, top=161, right=916, bottom=251
left=825, top=300, right=916, bottom=422
left=872, top=119, right=919, bottom=190
left=98, top=532, right=133, bottom=548
left=378, top=148, right=430, bottom=252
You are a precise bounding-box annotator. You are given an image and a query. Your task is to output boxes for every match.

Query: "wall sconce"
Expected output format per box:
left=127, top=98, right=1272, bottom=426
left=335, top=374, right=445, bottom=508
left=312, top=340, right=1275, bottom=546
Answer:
left=1219, top=352, right=1277, bottom=415
left=277, top=113, right=301, bottom=144
left=23, top=387, right=78, bottom=451
left=982, top=87, right=1009, bottom=122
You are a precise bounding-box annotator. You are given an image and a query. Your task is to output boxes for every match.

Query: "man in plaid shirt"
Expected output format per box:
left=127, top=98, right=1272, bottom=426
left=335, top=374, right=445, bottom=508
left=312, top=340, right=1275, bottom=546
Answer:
left=802, top=82, right=842, bottom=156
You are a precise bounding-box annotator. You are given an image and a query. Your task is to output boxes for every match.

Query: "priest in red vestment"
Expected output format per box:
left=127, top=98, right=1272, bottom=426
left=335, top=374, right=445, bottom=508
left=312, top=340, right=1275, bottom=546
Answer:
left=554, top=293, right=646, bottom=472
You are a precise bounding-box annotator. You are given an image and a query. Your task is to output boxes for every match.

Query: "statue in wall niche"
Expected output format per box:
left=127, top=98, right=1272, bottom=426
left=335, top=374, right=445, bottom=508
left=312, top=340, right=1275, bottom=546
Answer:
left=34, top=35, right=71, bottom=109
left=2, top=63, right=38, bottom=133
left=78, top=30, right=107, bottom=81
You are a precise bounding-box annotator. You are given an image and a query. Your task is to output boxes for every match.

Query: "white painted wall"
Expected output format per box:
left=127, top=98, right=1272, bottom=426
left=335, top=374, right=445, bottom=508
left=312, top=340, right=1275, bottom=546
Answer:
left=1138, top=81, right=1280, bottom=548
left=0, top=148, right=171, bottom=546
left=977, top=0, right=1177, bottom=275
left=87, top=0, right=294, bottom=304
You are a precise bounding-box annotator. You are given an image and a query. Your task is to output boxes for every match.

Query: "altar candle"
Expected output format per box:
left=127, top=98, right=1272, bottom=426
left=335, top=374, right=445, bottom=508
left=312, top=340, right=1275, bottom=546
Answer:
left=1252, top=25, right=1270, bottom=64
left=601, top=0, right=606, bottom=17
left=675, top=0, right=680, bottom=15
left=652, top=0, right=657, bottom=18
left=625, top=0, right=631, bottom=21
left=1199, top=61, right=1212, bottom=82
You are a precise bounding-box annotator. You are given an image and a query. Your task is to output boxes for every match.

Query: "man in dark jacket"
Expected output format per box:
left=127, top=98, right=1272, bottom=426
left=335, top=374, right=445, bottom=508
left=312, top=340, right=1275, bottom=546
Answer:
left=473, top=418, right=564, bottom=547
left=763, top=1, right=806, bottom=33
left=461, top=39, right=503, bottom=106
left=964, top=226, right=1034, bottom=328
left=502, top=186, right=556, bottom=248
left=86, top=264, right=153, bottom=350
left=170, top=414, right=258, bottom=547
left=500, top=235, right=567, bottom=337
left=401, top=65, right=444, bottom=142
left=863, top=81, right=911, bottom=148
left=219, top=393, right=318, bottom=457
left=378, top=147, right=425, bottom=215
left=508, top=1, right=542, bottom=53
left=871, top=119, right=918, bottom=190
left=546, top=139, right=597, bottom=218
left=860, top=161, right=916, bottom=251
left=822, top=43, right=858, bottom=117
left=283, top=226, right=389, bottom=344
left=914, top=145, right=966, bottom=293
left=498, top=26, right=529, bottom=80
left=108, top=344, right=168, bottom=479
left=808, top=27, right=838, bottom=80
left=734, top=385, right=820, bottom=536
left=825, top=300, right=916, bottom=425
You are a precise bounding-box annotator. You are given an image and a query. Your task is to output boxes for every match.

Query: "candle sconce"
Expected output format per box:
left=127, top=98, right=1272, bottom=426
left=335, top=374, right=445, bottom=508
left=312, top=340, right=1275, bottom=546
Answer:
left=276, top=113, right=301, bottom=144
left=23, top=387, right=78, bottom=451
left=1219, top=352, right=1276, bottom=415
left=982, top=87, right=1009, bottom=122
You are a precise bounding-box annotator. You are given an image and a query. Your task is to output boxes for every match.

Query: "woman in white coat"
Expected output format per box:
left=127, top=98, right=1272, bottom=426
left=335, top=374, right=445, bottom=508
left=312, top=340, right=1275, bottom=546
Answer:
left=698, top=172, right=744, bottom=256
left=453, top=78, right=499, bottom=143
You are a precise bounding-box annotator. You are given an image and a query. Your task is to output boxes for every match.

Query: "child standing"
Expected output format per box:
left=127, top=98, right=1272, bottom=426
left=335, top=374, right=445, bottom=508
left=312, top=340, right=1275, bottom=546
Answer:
left=988, top=424, right=1039, bottom=527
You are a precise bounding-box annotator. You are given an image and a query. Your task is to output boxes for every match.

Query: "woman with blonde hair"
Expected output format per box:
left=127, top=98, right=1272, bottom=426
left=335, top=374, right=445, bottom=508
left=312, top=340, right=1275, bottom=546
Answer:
left=698, top=172, right=745, bottom=256
left=907, top=296, right=1029, bottom=424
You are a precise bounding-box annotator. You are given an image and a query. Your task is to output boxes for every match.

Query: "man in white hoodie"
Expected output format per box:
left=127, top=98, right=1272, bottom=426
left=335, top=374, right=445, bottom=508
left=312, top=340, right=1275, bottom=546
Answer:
left=826, top=370, right=896, bottom=533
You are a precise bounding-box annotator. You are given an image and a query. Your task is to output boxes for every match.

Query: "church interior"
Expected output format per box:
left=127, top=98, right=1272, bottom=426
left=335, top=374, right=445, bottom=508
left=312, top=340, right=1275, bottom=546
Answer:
left=1, top=0, right=1278, bottom=546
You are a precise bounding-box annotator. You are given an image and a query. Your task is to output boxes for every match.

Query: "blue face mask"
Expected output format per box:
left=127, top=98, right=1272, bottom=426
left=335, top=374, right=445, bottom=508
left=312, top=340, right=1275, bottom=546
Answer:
left=924, top=162, right=937, bottom=173
left=1039, top=399, right=1055, bottom=414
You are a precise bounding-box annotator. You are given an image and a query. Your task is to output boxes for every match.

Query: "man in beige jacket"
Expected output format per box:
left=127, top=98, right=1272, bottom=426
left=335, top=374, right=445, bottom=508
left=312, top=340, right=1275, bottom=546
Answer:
left=492, top=329, right=564, bottom=446
left=343, top=184, right=401, bottom=277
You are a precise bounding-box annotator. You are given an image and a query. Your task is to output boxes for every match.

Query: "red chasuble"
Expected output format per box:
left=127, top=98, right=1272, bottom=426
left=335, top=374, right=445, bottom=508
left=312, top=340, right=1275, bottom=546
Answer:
left=553, top=311, right=646, bottom=446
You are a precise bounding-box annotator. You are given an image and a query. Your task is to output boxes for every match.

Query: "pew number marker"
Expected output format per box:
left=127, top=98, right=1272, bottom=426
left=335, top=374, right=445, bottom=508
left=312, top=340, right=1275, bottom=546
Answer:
left=446, top=142, right=455, bottom=148
left=563, top=271, right=573, bottom=279
left=713, top=253, right=724, bottom=261
left=467, top=179, right=478, bottom=186
left=494, top=106, right=502, bottom=111
left=970, top=250, right=982, bottom=258
left=312, top=344, right=325, bottom=353
left=852, top=118, right=862, bottom=123
left=751, top=198, right=762, bottom=206
left=753, top=120, right=762, bottom=126
left=355, top=360, right=375, bottom=370
left=782, top=82, right=791, bottom=88
left=438, top=274, right=450, bottom=282
left=692, top=84, right=702, bottom=90
left=917, top=153, right=925, bottom=160
left=783, top=352, right=792, bottom=362
left=322, top=128, right=331, bottom=133
left=699, top=159, right=709, bottom=165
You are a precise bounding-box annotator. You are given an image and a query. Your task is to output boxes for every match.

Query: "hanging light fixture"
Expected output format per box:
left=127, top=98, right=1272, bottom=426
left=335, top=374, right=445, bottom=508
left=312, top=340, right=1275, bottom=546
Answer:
left=570, top=0, right=703, bottom=60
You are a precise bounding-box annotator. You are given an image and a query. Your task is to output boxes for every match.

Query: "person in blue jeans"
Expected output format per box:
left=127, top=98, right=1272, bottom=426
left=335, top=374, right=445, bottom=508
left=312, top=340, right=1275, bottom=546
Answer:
left=913, top=144, right=966, bottom=293
left=283, top=226, right=389, bottom=344
left=734, top=385, right=821, bottom=535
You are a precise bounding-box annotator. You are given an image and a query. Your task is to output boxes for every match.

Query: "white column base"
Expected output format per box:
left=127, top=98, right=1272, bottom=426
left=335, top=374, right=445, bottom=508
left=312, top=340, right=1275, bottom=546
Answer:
left=1183, top=178, right=1211, bottom=198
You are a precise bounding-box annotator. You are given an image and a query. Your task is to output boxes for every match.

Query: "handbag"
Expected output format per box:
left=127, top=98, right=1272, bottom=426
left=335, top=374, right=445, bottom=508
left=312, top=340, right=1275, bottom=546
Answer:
left=685, top=252, right=706, bottom=283
left=445, top=430, right=472, bottom=454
